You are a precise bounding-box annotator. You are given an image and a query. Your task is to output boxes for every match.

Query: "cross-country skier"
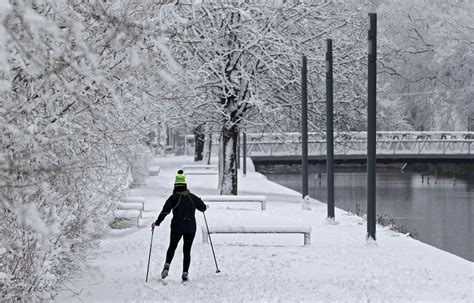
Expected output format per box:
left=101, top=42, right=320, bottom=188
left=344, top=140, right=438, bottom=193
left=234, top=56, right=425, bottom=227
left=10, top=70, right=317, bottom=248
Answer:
left=151, top=170, right=208, bottom=282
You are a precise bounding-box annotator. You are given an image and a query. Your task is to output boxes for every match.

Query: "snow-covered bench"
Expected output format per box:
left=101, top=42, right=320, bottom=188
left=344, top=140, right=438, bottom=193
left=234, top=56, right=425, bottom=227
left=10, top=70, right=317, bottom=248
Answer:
left=200, top=195, right=267, bottom=210
left=114, top=209, right=141, bottom=227
left=117, top=202, right=143, bottom=218
left=182, top=164, right=218, bottom=170
left=201, top=225, right=312, bottom=246
left=185, top=170, right=218, bottom=175
left=182, top=164, right=218, bottom=175
left=149, top=165, right=161, bottom=176
left=123, top=196, right=146, bottom=210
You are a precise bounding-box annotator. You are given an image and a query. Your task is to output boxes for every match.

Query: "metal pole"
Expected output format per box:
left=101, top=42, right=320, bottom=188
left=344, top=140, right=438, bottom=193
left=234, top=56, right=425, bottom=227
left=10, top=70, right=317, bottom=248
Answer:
left=367, top=13, right=377, bottom=241
left=203, top=212, right=221, bottom=273
left=145, top=229, right=154, bottom=282
left=301, top=55, right=309, bottom=199
left=326, top=39, right=335, bottom=220
left=243, top=131, right=247, bottom=176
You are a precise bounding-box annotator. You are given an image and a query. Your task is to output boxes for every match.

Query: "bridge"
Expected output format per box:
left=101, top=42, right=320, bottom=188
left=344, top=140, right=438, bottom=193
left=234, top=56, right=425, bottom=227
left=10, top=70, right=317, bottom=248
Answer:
left=185, top=131, right=474, bottom=165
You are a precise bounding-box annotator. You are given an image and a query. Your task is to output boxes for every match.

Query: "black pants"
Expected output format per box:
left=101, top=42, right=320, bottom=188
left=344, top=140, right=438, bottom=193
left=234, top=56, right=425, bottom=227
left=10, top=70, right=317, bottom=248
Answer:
left=165, top=231, right=195, bottom=273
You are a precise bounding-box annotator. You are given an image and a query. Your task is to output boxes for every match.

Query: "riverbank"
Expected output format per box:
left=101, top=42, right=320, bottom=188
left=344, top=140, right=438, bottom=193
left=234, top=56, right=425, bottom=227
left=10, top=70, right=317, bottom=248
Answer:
left=57, top=156, right=473, bottom=302
left=264, top=165, right=474, bottom=262
left=254, top=162, right=474, bottom=180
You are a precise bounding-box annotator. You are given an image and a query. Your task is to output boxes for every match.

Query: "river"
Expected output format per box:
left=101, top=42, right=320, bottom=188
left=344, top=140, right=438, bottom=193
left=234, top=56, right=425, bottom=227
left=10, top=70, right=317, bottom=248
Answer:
left=260, top=165, right=473, bottom=262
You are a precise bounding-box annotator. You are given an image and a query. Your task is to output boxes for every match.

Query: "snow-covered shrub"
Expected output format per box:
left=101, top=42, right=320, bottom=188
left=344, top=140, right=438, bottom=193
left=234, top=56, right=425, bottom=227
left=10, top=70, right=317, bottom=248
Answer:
left=0, top=1, right=169, bottom=300
left=128, top=145, right=153, bottom=188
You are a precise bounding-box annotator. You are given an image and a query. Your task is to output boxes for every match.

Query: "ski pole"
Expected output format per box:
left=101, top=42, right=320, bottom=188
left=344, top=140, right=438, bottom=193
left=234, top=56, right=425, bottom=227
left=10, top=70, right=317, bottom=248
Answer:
left=145, top=228, right=154, bottom=282
left=203, top=211, right=221, bottom=273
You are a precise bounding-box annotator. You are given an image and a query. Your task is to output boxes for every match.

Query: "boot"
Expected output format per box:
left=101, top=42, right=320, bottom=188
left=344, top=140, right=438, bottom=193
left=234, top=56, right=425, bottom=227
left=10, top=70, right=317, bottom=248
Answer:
left=161, top=263, right=170, bottom=279
left=181, top=272, right=188, bottom=282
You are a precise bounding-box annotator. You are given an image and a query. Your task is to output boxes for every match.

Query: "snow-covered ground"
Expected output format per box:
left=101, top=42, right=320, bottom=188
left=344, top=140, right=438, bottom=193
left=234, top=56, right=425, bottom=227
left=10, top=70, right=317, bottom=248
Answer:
left=57, top=156, right=473, bottom=302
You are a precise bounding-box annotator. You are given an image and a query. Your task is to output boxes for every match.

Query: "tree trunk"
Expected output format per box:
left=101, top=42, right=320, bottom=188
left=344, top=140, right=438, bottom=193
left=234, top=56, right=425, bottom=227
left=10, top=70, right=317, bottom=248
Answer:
left=218, top=124, right=238, bottom=195
left=157, top=121, right=167, bottom=157
left=203, top=128, right=212, bottom=165
left=194, top=125, right=205, bottom=162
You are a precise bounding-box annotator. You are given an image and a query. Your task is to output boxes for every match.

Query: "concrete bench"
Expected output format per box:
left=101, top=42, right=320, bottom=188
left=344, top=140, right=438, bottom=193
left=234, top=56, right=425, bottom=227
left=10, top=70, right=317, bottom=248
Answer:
left=184, top=170, right=218, bottom=175
left=114, top=209, right=141, bottom=227
left=201, top=225, right=312, bottom=246
left=149, top=166, right=161, bottom=176
left=182, top=165, right=218, bottom=175
left=123, top=196, right=146, bottom=210
left=182, top=164, right=217, bottom=170
left=117, top=202, right=143, bottom=218
left=200, top=195, right=267, bottom=210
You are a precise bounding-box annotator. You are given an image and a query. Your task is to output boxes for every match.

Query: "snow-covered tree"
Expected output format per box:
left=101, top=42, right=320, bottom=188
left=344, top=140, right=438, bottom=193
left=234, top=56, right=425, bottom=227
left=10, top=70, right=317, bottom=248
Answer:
left=377, top=0, right=474, bottom=131
left=161, top=0, right=368, bottom=194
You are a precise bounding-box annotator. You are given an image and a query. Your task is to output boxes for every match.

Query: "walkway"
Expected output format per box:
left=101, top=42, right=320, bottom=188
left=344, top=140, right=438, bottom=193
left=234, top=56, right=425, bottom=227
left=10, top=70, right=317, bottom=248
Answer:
left=57, top=156, right=473, bottom=302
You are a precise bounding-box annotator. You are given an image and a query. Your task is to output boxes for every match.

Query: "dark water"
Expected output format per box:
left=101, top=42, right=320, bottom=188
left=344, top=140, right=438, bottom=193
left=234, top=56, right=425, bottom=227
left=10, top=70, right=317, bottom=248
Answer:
left=264, top=167, right=474, bottom=262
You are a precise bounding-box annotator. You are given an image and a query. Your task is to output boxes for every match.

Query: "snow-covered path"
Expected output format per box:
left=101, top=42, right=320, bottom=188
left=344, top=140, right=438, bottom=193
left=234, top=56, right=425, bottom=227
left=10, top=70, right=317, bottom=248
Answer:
left=57, top=156, right=473, bottom=302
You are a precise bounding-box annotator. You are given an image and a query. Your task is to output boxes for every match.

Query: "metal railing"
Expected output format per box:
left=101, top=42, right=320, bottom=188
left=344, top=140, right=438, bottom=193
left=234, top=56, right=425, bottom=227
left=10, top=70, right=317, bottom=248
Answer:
left=185, top=132, right=474, bottom=156
left=246, top=139, right=473, bottom=156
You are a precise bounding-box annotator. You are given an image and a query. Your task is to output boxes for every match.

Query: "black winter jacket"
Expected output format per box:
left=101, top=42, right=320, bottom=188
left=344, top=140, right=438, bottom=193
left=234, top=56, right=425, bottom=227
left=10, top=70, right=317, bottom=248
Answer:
left=155, top=190, right=207, bottom=234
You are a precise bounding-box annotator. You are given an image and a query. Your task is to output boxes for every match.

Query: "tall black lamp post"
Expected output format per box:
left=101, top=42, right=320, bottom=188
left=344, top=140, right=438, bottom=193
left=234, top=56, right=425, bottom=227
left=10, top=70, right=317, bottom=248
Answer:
left=326, top=39, right=335, bottom=220
left=367, top=13, right=377, bottom=241
left=301, top=55, right=309, bottom=199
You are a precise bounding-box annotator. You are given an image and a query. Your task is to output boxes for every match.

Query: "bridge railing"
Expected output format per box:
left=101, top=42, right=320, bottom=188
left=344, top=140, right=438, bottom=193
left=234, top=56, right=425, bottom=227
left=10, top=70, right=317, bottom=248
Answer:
left=245, top=131, right=474, bottom=142
left=185, top=132, right=474, bottom=156
left=246, top=139, right=473, bottom=156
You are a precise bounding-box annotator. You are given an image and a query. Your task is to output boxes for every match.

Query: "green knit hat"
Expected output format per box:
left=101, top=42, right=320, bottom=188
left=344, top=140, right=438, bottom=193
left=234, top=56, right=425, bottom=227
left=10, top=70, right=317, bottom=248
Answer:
left=174, top=170, right=187, bottom=185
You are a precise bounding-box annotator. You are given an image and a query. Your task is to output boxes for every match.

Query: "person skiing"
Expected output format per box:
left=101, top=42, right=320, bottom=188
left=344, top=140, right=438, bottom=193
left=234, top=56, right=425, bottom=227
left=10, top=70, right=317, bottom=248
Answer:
left=151, top=170, right=208, bottom=282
